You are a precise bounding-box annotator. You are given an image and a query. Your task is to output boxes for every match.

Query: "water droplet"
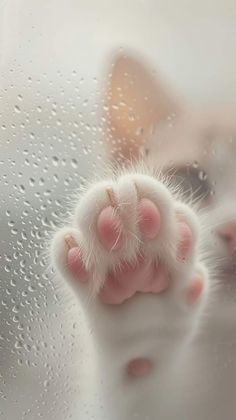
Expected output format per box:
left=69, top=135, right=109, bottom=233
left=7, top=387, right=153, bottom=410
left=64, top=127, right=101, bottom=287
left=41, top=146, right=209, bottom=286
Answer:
left=43, top=380, right=49, bottom=388
left=14, top=105, right=21, bottom=113
left=198, top=170, right=208, bottom=181
left=52, top=156, right=59, bottom=166
left=71, top=158, right=78, bottom=168
left=19, top=185, right=25, bottom=193
left=83, top=146, right=91, bottom=155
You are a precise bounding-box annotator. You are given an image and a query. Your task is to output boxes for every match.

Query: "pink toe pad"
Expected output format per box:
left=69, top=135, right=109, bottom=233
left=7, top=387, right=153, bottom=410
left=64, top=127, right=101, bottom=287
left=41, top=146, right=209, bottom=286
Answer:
left=127, top=358, right=153, bottom=377
left=138, top=198, right=161, bottom=239
left=187, top=275, right=204, bottom=304
left=97, top=206, right=122, bottom=251
left=67, top=246, right=87, bottom=281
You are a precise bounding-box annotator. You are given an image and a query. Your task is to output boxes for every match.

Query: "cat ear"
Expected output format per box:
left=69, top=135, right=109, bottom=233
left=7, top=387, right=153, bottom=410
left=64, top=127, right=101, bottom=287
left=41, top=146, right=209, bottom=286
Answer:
left=104, top=53, right=180, bottom=161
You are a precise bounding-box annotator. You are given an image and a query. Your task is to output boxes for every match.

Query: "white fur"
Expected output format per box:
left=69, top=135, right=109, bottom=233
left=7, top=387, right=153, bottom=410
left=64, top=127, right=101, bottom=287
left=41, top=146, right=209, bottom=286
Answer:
left=51, top=168, right=211, bottom=419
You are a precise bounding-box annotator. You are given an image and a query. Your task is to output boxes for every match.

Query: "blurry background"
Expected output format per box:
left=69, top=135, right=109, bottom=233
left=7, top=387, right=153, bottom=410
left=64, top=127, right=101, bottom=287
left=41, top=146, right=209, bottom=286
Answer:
left=0, top=1, right=236, bottom=419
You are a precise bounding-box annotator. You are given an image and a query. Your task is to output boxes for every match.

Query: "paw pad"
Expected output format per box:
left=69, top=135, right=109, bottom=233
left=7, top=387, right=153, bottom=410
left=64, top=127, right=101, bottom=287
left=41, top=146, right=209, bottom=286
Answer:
left=126, top=357, right=153, bottom=378
left=186, top=275, right=204, bottom=304
left=138, top=198, right=161, bottom=239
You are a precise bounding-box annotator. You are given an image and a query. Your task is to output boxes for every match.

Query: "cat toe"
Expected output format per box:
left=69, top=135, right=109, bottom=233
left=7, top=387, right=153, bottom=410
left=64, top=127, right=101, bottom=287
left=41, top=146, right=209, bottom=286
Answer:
left=138, top=198, right=161, bottom=239
left=97, top=206, right=123, bottom=251
left=66, top=240, right=88, bottom=282
left=185, top=264, right=209, bottom=306
left=51, top=227, right=88, bottom=284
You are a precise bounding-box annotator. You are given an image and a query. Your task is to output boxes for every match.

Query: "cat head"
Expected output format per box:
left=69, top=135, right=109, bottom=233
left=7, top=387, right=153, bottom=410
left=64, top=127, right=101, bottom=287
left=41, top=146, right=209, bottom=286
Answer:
left=104, top=52, right=236, bottom=271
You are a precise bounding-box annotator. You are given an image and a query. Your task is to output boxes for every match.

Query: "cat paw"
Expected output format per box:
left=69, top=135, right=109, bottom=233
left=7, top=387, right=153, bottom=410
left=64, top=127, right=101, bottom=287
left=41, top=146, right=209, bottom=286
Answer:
left=51, top=173, right=208, bottom=308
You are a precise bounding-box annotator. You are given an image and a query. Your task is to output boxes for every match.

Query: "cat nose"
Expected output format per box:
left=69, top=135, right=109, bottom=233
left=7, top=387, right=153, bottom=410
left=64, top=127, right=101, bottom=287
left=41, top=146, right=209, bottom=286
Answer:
left=218, top=223, right=236, bottom=253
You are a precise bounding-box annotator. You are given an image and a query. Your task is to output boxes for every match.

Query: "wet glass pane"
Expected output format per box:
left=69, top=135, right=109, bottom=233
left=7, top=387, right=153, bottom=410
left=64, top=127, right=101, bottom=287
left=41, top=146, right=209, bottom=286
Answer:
left=1, top=1, right=236, bottom=419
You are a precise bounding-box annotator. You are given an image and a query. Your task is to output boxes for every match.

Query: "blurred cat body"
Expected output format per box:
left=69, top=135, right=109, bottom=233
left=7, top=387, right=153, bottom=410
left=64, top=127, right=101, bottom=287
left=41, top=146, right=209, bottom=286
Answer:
left=106, top=53, right=236, bottom=274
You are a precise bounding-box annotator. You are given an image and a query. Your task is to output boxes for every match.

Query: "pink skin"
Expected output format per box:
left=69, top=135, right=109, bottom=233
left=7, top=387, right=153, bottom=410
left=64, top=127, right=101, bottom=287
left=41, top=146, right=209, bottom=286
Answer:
left=186, top=275, right=204, bottom=304
left=126, top=358, right=153, bottom=377
left=138, top=198, right=161, bottom=239
left=97, top=206, right=123, bottom=251
left=67, top=247, right=87, bottom=281
left=100, top=259, right=168, bottom=305
left=66, top=197, right=204, bottom=377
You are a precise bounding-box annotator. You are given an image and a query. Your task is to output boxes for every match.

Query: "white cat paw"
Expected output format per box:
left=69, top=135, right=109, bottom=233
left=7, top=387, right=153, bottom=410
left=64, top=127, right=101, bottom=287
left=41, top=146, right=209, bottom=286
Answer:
left=52, top=173, right=207, bottom=303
